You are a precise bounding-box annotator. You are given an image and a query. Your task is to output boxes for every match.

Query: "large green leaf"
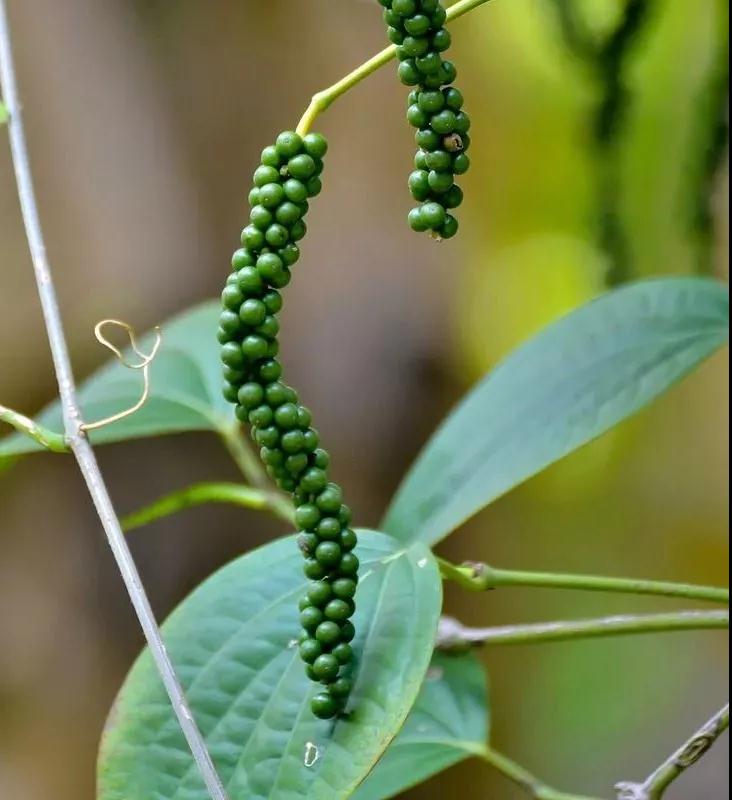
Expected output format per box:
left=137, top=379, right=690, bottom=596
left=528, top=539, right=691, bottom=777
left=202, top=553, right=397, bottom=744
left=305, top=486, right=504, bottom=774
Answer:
left=383, top=278, right=729, bottom=545
left=98, top=531, right=442, bottom=800
left=0, top=301, right=226, bottom=459
left=355, top=652, right=489, bottom=800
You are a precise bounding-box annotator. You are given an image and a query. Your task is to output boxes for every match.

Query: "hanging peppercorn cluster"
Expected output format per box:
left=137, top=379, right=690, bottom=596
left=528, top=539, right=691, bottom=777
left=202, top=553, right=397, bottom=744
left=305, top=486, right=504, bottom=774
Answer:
left=378, top=0, right=471, bottom=239
left=218, top=131, right=359, bottom=721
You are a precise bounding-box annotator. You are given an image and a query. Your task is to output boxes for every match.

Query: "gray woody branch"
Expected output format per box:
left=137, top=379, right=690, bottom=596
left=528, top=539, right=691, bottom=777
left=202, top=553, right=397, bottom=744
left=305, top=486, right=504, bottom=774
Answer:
left=0, top=4, right=227, bottom=798
left=615, top=704, right=729, bottom=799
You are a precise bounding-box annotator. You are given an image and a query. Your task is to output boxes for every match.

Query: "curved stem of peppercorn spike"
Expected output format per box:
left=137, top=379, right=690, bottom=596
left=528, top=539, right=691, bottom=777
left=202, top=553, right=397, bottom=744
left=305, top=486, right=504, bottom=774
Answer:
left=437, top=557, right=730, bottom=605
left=122, top=481, right=294, bottom=532
left=477, top=744, right=604, bottom=800
left=615, top=703, right=729, bottom=800
left=296, top=0, right=496, bottom=136
left=0, top=404, right=68, bottom=452
left=0, top=6, right=228, bottom=799
left=435, top=610, right=729, bottom=652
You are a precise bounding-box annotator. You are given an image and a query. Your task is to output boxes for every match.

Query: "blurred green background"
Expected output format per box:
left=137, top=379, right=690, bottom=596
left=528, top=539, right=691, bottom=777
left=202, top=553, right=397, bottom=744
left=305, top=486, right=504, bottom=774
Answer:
left=0, top=0, right=728, bottom=797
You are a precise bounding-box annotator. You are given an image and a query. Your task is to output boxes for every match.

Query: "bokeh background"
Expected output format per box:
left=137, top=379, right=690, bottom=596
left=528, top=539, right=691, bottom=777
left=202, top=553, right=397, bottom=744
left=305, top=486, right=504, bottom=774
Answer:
left=0, top=0, right=728, bottom=798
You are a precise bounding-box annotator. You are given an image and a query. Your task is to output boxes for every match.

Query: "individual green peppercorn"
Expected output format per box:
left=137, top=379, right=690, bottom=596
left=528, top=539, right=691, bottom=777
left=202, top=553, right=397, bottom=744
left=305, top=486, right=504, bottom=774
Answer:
left=239, top=298, right=267, bottom=326
left=340, top=529, right=358, bottom=553
left=241, top=224, right=265, bottom=250
left=301, top=606, right=324, bottom=631
left=297, top=533, right=319, bottom=556
left=259, top=182, right=285, bottom=208
left=265, top=223, right=290, bottom=248
left=443, top=184, right=464, bottom=209
left=288, top=154, right=317, bottom=181
left=275, top=130, right=303, bottom=158
left=255, top=425, right=280, bottom=448
left=219, top=310, right=243, bottom=336
left=261, top=145, right=280, bottom=167
left=300, top=638, right=322, bottom=664
left=222, top=382, right=238, bottom=403
left=452, top=152, right=470, bottom=174
left=418, top=90, right=444, bottom=113
left=236, top=266, right=264, bottom=294
left=425, top=150, right=451, bottom=172
left=315, top=541, right=342, bottom=568
left=237, top=382, right=264, bottom=409
left=304, top=559, right=327, bottom=580
left=303, top=132, right=328, bottom=159
left=258, top=358, right=282, bottom=383
left=296, top=503, right=321, bottom=530
left=333, top=578, right=357, bottom=599
left=289, top=219, right=307, bottom=241
left=256, top=252, right=285, bottom=283
left=311, top=692, right=339, bottom=720
left=285, top=453, right=309, bottom=475
left=307, top=581, right=333, bottom=607
left=398, top=60, right=420, bottom=86
left=275, top=201, right=302, bottom=227
left=253, top=165, right=280, bottom=188
left=241, top=335, right=269, bottom=360
left=324, top=599, right=352, bottom=622
left=408, top=170, right=430, bottom=201
left=409, top=206, right=428, bottom=232
left=404, top=13, right=430, bottom=35
left=277, top=243, right=299, bottom=266
left=421, top=201, right=447, bottom=228
left=393, top=0, right=417, bottom=15
left=316, top=483, right=343, bottom=513
left=339, top=552, right=359, bottom=575
left=303, top=429, right=320, bottom=452
left=407, top=104, right=429, bottom=128
left=281, top=429, right=305, bottom=454
left=274, top=403, right=299, bottom=429
left=231, top=247, right=256, bottom=269
left=315, top=621, right=341, bottom=646
left=221, top=284, right=244, bottom=311
left=305, top=176, right=322, bottom=197
left=416, top=128, right=441, bottom=151
left=436, top=213, right=458, bottom=239
left=223, top=366, right=246, bottom=384
left=256, top=315, right=280, bottom=339
left=339, top=621, right=356, bottom=643
left=220, top=341, right=245, bottom=369
left=301, top=467, right=328, bottom=493
left=330, top=677, right=352, bottom=698
left=428, top=170, right=454, bottom=193
left=316, top=517, right=341, bottom=540
left=249, top=405, right=274, bottom=429
left=332, top=643, right=353, bottom=666
left=312, top=653, right=340, bottom=682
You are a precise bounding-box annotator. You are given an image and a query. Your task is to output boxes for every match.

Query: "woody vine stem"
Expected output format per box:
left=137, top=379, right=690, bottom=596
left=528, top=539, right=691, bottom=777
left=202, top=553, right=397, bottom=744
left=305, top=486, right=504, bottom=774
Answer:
left=0, top=4, right=228, bottom=799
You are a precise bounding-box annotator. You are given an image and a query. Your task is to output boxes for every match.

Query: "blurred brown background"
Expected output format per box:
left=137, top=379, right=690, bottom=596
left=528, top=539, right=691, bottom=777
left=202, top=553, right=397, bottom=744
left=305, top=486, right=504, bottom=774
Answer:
left=0, top=1, right=728, bottom=798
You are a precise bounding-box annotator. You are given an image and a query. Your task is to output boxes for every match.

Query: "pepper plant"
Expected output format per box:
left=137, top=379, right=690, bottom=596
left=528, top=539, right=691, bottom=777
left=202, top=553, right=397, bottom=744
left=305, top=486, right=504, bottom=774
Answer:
left=0, top=1, right=728, bottom=799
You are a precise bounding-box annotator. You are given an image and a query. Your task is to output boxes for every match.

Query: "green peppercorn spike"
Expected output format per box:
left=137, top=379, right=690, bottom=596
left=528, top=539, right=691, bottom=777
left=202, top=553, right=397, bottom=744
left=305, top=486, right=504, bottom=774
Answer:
left=377, top=0, right=471, bottom=237
left=220, top=132, right=359, bottom=720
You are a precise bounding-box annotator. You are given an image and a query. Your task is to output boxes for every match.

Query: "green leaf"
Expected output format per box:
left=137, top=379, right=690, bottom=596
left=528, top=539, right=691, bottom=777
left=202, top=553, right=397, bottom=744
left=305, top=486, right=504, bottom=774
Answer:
left=0, top=101, right=8, bottom=125
left=355, top=652, right=489, bottom=800
left=383, top=278, right=729, bottom=545
left=98, top=530, right=442, bottom=800
left=0, top=301, right=227, bottom=460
